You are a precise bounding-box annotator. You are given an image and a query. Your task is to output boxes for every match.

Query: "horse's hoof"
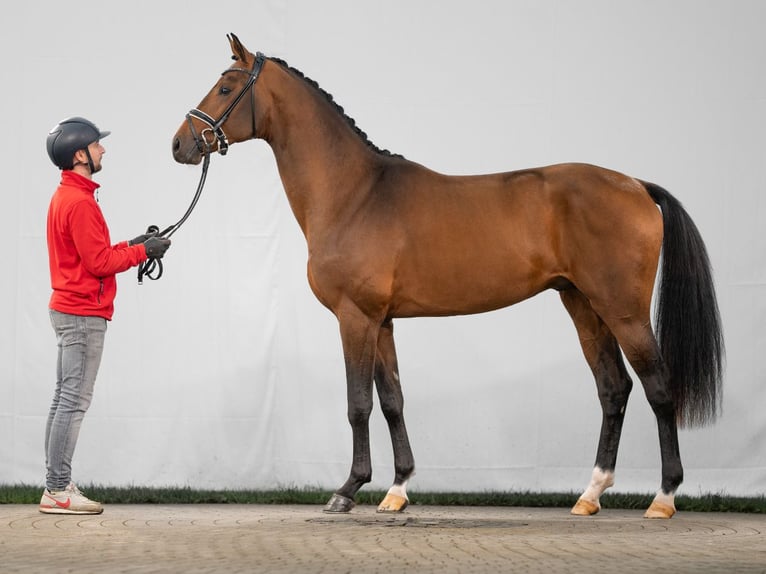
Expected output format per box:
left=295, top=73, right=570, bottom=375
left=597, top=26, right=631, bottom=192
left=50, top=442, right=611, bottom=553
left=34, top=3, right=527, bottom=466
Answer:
left=644, top=501, right=676, bottom=519
left=323, top=493, right=355, bottom=513
left=377, top=493, right=409, bottom=513
left=571, top=498, right=600, bottom=516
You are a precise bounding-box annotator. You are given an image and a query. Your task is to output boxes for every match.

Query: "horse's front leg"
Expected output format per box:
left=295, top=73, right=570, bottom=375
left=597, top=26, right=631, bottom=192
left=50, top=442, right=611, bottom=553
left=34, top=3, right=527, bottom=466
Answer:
left=373, top=318, right=415, bottom=513
left=323, top=304, right=380, bottom=513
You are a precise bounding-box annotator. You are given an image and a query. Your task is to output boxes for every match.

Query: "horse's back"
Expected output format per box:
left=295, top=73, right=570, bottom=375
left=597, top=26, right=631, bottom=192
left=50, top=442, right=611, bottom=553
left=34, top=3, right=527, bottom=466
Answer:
left=380, top=159, right=662, bottom=273
left=381, top=160, right=657, bottom=221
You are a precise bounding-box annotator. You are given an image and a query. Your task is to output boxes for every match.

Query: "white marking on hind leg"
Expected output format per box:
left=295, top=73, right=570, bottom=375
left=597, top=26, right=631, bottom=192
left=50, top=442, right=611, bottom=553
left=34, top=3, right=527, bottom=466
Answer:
left=572, top=467, right=615, bottom=515
left=386, top=480, right=409, bottom=500
left=581, top=467, right=615, bottom=502
left=644, top=489, right=677, bottom=518
left=377, top=479, right=411, bottom=513
left=652, top=490, right=675, bottom=507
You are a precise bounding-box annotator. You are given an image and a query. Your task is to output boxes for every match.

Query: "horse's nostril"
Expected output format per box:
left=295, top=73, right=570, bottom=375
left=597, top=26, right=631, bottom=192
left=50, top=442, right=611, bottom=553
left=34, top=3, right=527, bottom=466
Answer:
left=172, top=138, right=180, bottom=152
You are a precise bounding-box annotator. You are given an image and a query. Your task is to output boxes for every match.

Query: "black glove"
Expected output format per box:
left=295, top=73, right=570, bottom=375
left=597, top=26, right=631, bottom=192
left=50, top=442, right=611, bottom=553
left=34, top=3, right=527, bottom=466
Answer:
left=129, top=231, right=157, bottom=246
left=144, top=237, right=171, bottom=259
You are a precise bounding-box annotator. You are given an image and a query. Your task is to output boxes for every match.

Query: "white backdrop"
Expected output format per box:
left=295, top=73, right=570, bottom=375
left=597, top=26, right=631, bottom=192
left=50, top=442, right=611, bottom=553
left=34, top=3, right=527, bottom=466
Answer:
left=1, top=0, right=764, bottom=496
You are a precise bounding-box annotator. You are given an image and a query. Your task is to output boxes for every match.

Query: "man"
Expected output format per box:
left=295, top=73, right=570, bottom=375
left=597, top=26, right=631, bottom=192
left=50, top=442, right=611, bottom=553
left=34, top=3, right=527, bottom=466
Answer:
left=41, top=117, right=171, bottom=514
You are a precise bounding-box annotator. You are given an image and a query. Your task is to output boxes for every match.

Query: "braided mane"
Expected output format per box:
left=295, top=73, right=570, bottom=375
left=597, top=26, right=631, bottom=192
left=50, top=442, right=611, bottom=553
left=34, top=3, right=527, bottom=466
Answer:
left=268, top=56, right=403, bottom=159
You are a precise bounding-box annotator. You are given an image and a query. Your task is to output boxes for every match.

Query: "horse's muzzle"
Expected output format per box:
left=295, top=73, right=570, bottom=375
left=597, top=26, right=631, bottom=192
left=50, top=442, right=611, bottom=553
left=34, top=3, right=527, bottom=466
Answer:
left=172, top=136, right=203, bottom=165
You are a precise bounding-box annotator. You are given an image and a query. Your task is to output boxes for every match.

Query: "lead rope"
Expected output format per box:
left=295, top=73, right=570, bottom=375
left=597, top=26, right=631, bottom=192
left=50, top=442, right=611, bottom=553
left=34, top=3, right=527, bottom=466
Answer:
left=137, top=149, right=211, bottom=284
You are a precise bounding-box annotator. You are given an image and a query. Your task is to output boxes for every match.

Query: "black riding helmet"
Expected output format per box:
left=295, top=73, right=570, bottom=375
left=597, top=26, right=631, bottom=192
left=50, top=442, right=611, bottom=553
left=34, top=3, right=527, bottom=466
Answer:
left=46, top=116, right=110, bottom=171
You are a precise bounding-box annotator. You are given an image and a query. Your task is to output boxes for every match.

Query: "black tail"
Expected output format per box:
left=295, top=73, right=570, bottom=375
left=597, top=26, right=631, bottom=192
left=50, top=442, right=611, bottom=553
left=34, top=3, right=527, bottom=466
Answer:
left=643, top=182, right=724, bottom=428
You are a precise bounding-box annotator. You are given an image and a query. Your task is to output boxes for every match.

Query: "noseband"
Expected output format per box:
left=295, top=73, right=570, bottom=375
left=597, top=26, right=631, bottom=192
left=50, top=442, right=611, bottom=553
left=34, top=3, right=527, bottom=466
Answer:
left=186, top=51, right=266, bottom=155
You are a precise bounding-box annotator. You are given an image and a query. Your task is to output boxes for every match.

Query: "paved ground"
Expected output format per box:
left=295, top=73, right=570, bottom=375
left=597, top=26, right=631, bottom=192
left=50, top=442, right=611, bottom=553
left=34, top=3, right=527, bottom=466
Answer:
left=1, top=504, right=764, bottom=573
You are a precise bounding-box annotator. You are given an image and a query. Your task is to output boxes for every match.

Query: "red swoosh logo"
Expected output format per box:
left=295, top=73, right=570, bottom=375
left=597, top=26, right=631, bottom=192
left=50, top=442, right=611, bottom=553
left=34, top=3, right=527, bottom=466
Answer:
left=43, top=494, right=71, bottom=509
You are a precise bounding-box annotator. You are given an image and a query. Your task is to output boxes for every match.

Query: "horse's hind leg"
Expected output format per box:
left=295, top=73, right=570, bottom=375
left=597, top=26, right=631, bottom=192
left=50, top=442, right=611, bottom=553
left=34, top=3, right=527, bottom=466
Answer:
left=606, top=318, right=681, bottom=519
left=560, top=290, right=634, bottom=516
left=374, top=318, right=415, bottom=512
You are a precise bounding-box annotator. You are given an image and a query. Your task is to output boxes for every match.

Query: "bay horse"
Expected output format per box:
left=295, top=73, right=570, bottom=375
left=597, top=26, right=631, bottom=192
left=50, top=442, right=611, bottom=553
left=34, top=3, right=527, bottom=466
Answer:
left=172, top=34, right=724, bottom=519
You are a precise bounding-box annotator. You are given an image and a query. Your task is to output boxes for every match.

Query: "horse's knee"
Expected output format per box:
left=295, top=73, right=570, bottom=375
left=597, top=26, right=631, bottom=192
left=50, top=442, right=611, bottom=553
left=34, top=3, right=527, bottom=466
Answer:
left=347, top=406, right=372, bottom=426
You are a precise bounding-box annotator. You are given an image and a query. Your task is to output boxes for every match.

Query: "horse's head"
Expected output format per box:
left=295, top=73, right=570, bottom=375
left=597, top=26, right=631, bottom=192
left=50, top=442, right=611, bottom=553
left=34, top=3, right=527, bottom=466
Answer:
left=172, top=33, right=265, bottom=165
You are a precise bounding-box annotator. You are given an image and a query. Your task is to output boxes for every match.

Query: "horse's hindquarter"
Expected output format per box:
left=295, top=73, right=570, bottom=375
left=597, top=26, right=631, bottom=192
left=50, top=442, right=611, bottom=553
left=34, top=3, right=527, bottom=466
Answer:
left=542, top=164, right=664, bottom=315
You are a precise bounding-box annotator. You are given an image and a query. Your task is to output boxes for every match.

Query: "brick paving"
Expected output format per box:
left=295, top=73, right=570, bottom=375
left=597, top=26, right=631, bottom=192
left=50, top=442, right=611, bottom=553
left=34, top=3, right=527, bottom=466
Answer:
left=1, top=504, right=764, bottom=573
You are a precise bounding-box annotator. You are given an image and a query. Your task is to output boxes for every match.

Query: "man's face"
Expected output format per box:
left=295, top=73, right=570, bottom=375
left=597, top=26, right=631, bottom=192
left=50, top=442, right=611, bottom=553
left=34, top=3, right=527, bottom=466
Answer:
left=87, top=140, right=105, bottom=173
left=74, top=140, right=105, bottom=173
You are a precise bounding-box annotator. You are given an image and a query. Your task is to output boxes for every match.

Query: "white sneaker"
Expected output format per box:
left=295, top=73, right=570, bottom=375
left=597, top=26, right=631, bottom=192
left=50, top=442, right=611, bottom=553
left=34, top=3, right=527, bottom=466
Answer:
left=39, top=482, right=103, bottom=515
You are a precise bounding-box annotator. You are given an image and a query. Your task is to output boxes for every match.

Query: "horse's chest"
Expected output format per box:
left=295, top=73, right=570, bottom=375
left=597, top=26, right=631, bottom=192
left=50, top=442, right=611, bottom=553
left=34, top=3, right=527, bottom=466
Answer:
left=306, top=248, right=392, bottom=313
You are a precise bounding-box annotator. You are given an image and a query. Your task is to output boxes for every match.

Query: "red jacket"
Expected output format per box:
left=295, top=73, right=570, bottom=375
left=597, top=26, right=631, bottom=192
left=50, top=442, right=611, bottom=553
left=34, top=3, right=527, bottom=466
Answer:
left=47, top=171, right=147, bottom=320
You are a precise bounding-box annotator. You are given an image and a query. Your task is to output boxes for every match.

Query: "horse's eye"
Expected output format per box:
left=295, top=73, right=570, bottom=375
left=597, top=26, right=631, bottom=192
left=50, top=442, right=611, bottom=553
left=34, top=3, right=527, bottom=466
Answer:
left=220, top=86, right=232, bottom=95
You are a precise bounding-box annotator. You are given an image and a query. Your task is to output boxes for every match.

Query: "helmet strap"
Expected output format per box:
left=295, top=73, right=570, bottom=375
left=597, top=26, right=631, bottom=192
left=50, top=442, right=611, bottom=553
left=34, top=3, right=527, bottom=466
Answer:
left=84, top=148, right=96, bottom=173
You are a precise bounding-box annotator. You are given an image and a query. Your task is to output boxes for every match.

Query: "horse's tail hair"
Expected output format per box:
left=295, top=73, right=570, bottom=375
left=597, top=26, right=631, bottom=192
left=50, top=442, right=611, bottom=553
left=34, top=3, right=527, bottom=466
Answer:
left=643, top=181, right=724, bottom=428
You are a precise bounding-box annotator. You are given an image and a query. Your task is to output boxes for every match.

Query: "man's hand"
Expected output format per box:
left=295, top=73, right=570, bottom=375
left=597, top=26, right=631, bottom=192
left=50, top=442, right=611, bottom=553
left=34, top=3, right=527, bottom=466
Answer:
left=144, top=237, right=171, bottom=259
left=129, top=231, right=157, bottom=246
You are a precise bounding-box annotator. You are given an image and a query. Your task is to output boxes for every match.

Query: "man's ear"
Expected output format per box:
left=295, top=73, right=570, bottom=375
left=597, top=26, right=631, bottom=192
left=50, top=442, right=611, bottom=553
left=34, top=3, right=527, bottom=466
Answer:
left=72, top=148, right=89, bottom=167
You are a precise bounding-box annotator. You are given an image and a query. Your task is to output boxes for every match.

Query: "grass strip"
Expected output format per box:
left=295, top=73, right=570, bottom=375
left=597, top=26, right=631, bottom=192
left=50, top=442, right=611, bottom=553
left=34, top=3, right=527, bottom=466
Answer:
left=1, top=485, right=763, bottom=512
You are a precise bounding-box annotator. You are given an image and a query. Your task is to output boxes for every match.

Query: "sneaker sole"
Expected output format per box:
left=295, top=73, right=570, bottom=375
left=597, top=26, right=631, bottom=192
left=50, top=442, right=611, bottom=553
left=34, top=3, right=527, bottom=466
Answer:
left=39, top=506, right=104, bottom=515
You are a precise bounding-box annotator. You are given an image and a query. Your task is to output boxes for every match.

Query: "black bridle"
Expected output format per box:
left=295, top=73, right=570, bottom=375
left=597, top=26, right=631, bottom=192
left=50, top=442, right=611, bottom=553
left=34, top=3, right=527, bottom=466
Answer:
left=138, top=52, right=266, bottom=284
left=186, top=52, right=266, bottom=157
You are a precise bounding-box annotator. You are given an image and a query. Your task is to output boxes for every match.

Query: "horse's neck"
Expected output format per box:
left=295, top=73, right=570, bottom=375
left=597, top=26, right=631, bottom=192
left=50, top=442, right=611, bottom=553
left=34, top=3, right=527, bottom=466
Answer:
left=258, top=64, right=378, bottom=237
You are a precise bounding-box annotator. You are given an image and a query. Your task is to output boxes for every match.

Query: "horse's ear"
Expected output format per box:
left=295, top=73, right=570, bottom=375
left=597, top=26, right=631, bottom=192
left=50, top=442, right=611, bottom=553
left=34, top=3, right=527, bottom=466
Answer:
left=227, top=33, right=249, bottom=63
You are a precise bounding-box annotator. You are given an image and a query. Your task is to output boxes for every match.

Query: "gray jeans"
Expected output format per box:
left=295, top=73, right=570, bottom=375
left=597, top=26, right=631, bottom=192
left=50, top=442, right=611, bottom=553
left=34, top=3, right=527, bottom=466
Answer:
left=45, top=310, right=107, bottom=491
